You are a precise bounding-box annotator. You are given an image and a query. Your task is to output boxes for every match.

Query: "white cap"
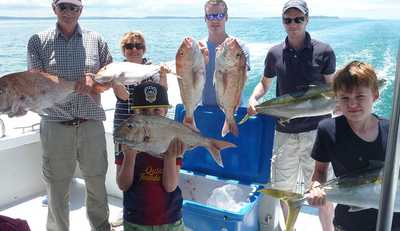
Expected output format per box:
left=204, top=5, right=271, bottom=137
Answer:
left=53, top=0, right=82, bottom=7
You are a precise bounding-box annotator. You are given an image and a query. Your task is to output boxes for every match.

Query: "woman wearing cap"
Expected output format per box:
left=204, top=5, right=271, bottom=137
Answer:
left=115, top=82, right=185, bottom=231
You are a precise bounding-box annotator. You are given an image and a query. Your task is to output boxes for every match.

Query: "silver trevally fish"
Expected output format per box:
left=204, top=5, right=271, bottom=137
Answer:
left=94, top=62, right=176, bottom=85
left=114, top=114, right=237, bottom=167
left=259, top=161, right=398, bottom=231
left=214, top=38, right=247, bottom=137
left=0, top=71, right=76, bottom=117
left=175, top=37, right=207, bottom=131
left=240, top=79, right=386, bottom=125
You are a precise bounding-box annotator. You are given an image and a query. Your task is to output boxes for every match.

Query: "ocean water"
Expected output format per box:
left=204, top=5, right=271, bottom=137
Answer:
left=0, top=17, right=399, bottom=118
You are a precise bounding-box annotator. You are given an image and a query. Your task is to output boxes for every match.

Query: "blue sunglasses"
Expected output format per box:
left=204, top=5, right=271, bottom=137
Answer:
left=206, top=13, right=225, bottom=21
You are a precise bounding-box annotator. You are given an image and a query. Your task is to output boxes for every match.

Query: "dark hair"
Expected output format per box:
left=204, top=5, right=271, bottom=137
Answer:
left=333, top=60, right=379, bottom=95
left=204, top=0, right=228, bottom=14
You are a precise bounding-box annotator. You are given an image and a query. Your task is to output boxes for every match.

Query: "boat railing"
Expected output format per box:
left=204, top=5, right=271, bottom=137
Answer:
left=13, top=123, right=40, bottom=134
left=0, top=118, right=4, bottom=138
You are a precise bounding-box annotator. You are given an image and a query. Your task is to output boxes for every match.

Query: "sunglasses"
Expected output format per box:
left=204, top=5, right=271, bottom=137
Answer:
left=283, top=16, right=305, bottom=24
left=124, top=43, right=145, bottom=50
left=57, top=3, right=81, bottom=13
left=205, top=13, right=225, bottom=21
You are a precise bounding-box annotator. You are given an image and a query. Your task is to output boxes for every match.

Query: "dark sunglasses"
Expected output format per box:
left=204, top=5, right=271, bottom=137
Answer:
left=283, top=16, right=305, bottom=24
left=124, top=43, right=145, bottom=50
left=57, top=3, right=81, bottom=13
left=205, top=13, right=225, bottom=21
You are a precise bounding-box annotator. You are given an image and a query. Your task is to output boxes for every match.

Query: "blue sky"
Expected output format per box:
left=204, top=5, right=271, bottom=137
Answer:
left=0, top=0, right=399, bottom=19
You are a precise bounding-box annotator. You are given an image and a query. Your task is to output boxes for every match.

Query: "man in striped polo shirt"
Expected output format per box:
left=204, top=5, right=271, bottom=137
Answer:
left=27, top=0, right=112, bottom=230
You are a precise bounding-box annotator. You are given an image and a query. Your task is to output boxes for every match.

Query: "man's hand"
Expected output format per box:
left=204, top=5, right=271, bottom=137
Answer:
left=306, top=181, right=327, bottom=207
left=75, top=73, right=96, bottom=95
left=198, top=41, right=209, bottom=65
left=247, top=97, right=258, bottom=116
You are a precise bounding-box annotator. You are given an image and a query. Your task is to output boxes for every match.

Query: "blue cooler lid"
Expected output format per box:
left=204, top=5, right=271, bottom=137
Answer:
left=174, top=104, right=275, bottom=184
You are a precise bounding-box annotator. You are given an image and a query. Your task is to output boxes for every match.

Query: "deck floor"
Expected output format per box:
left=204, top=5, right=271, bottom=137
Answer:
left=0, top=179, right=322, bottom=231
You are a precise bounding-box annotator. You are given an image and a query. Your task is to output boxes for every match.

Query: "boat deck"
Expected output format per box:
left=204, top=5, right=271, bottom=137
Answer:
left=0, top=179, right=322, bottom=231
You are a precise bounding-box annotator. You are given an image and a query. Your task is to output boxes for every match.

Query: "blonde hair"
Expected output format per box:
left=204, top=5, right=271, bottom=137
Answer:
left=120, top=31, right=146, bottom=54
left=204, top=0, right=228, bottom=14
left=333, top=60, right=379, bottom=95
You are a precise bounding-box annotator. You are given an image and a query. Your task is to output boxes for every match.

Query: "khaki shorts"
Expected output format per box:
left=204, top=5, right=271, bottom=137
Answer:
left=271, top=130, right=317, bottom=192
left=124, top=219, right=184, bottom=231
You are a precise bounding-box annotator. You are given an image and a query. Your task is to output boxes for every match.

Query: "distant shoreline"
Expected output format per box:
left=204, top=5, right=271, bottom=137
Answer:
left=0, top=16, right=341, bottom=20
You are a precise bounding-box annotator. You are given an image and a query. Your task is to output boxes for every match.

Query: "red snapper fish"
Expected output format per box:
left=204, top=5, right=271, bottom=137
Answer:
left=0, top=71, right=76, bottom=117
left=214, top=38, right=247, bottom=137
left=175, top=37, right=208, bottom=130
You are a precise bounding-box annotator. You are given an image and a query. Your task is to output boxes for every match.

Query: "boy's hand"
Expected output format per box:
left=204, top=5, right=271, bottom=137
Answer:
left=306, top=181, right=327, bottom=207
left=164, top=138, right=186, bottom=159
left=121, top=144, right=138, bottom=157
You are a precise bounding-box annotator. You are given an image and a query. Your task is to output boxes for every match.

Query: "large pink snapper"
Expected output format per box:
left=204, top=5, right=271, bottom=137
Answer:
left=114, top=114, right=236, bottom=167
left=214, top=38, right=247, bottom=137
left=175, top=37, right=208, bottom=130
left=0, top=71, right=76, bottom=117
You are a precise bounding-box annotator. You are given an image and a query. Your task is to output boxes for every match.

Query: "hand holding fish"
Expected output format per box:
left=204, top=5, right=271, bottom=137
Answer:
left=112, top=82, right=129, bottom=101
left=121, top=144, right=139, bottom=158
left=198, top=41, right=209, bottom=65
left=247, top=97, right=258, bottom=116
left=163, top=138, right=186, bottom=159
left=306, top=181, right=327, bottom=207
left=75, top=73, right=96, bottom=95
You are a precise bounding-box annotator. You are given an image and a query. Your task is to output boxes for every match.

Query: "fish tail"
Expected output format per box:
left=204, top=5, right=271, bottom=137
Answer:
left=183, top=116, right=199, bottom=132
left=221, top=118, right=239, bottom=137
left=259, top=188, right=305, bottom=231
left=238, top=113, right=250, bottom=125
left=206, top=139, right=237, bottom=167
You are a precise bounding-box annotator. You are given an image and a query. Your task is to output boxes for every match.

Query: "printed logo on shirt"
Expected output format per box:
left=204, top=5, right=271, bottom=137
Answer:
left=140, top=166, right=162, bottom=182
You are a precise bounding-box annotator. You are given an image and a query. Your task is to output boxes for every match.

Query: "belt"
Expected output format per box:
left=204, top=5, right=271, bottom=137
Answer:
left=60, top=118, right=88, bottom=127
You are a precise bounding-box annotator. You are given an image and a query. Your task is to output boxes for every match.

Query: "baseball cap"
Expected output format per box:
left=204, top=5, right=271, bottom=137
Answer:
left=282, top=0, right=309, bottom=15
left=131, top=82, right=171, bottom=109
left=53, top=0, right=82, bottom=7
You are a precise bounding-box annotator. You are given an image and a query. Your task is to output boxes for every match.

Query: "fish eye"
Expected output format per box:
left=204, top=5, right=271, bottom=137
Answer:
left=127, top=124, right=133, bottom=129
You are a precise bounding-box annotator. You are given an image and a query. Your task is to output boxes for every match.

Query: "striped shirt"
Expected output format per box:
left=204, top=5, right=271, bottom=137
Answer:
left=113, top=58, right=160, bottom=131
left=27, top=23, right=112, bottom=121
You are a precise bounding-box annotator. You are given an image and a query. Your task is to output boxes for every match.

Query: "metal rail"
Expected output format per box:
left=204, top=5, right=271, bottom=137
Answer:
left=376, top=41, right=400, bottom=231
left=0, top=118, right=4, bottom=138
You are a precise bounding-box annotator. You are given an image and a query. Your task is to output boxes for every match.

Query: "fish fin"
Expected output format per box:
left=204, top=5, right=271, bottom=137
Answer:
left=285, top=200, right=302, bottom=231
left=259, top=188, right=305, bottom=231
left=221, top=118, right=239, bottom=137
left=238, top=113, right=250, bottom=125
left=321, top=92, right=331, bottom=99
left=348, top=206, right=369, bottom=212
left=183, top=116, right=199, bottom=132
left=206, top=138, right=237, bottom=167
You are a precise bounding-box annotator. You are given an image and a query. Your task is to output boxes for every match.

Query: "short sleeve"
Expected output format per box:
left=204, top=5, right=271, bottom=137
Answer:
left=321, top=44, right=336, bottom=75
left=263, top=50, right=276, bottom=78
left=27, top=34, right=44, bottom=71
left=311, top=119, right=334, bottom=163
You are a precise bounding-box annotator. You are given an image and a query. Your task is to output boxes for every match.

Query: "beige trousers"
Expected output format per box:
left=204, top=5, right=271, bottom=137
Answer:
left=40, top=120, right=110, bottom=231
